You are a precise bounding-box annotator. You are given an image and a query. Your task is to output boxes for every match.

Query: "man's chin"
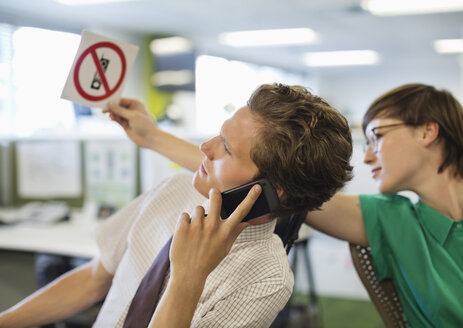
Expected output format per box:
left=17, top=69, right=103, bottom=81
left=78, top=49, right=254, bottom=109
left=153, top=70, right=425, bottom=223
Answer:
left=192, top=172, right=209, bottom=198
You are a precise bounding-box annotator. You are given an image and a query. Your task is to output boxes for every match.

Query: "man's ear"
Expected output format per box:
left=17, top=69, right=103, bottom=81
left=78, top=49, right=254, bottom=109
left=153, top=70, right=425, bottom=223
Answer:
left=421, top=122, right=439, bottom=146
left=276, top=185, right=285, bottom=199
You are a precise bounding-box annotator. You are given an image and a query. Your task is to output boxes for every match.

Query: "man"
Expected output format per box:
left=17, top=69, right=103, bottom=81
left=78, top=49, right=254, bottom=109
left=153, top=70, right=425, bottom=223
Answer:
left=116, top=82, right=463, bottom=326
left=0, top=83, right=353, bottom=327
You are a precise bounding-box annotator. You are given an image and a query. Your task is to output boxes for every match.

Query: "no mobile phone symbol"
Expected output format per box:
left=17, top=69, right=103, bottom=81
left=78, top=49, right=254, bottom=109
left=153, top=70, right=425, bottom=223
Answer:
left=73, top=41, right=126, bottom=101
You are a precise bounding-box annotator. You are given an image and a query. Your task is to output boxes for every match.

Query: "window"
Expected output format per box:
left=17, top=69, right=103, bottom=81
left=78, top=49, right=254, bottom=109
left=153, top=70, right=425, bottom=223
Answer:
left=195, top=55, right=315, bottom=134
left=1, top=25, right=81, bottom=136
left=0, top=23, right=15, bottom=135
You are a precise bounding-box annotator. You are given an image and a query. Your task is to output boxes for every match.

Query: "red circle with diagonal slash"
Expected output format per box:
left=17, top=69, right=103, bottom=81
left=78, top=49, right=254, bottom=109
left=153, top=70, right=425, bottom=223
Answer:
left=73, top=41, right=126, bottom=101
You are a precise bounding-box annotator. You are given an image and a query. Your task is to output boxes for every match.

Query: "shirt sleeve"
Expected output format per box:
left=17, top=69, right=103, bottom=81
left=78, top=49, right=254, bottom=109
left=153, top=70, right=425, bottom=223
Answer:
left=359, top=194, right=392, bottom=281
left=95, top=191, right=150, bottom=274
left=95, top=175, right=176, bottom=274
left=192, top=281, right=292, bottom=328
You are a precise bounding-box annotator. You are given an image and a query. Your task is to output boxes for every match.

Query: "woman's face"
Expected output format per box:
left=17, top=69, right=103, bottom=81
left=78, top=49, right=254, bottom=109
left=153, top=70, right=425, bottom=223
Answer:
left=363, top=117, right=425, bottom=194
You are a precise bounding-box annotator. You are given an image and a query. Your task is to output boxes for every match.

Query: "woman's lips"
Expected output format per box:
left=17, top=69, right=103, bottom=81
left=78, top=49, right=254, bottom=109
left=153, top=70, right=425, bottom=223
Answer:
left=371, top=167, right=381, bottom=178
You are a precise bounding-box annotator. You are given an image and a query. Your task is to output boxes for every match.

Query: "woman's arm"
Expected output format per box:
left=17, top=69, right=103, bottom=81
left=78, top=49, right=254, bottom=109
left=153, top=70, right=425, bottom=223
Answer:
left=105, top=98, right=203, bottom=172
left=305, top=193, right=368, bottom=246
left=104, top=99, right=367, bottom=246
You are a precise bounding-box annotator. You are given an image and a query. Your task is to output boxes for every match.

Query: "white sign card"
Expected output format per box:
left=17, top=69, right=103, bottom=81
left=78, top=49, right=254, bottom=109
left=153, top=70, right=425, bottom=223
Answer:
left=61, top=30, right=139, bottom=108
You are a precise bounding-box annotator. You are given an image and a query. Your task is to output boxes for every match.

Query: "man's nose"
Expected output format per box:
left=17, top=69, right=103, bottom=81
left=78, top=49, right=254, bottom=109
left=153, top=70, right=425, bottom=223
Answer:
left=200, top=137, right=220, bottom=160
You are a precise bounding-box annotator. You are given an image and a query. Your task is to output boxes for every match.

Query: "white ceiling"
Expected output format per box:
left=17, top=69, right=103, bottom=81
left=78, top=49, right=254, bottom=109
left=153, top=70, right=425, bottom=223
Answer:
left=0, top=0, right=462, bottom=74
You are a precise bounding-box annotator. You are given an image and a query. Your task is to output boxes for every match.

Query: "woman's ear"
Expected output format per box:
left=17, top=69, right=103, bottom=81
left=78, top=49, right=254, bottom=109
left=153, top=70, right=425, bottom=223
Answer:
left=421, top=122, right=439, bottom=146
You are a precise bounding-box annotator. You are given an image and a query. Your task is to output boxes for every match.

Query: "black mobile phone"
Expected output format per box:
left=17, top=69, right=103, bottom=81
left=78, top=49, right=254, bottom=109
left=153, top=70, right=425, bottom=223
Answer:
left=220, top=178, right=280, bottom=222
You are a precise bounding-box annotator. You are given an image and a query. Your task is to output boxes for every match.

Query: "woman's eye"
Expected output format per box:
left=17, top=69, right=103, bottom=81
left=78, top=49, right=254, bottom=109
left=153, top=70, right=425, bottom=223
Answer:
left=373, top=132, right=383, bottom=140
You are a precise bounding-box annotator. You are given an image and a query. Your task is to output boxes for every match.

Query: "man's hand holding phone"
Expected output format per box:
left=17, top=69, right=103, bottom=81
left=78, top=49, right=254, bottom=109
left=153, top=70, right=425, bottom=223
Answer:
left=170, top=184, right=261, bottom=284
left=153, top=183, right=274, bottom=328
left=151, top=186, right=262, bottom=328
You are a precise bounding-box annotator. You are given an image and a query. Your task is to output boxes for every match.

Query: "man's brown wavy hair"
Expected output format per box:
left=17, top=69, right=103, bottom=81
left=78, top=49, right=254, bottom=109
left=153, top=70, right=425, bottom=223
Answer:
left=247, top=83, right=353, bottom=216
left=362, top=83, right=463, bottom=178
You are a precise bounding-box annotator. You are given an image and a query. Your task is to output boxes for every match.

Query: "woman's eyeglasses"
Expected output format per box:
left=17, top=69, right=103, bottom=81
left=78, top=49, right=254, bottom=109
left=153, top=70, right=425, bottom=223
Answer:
left=363, top=123, right=407, bottom=153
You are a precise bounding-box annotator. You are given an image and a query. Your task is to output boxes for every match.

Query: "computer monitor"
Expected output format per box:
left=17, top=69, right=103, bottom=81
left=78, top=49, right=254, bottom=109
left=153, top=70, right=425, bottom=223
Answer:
left=1, top=138, right=140, bottom=215
left=13, top=139, right=84, bottom=207
left=0, top=141, right=14, bottom=207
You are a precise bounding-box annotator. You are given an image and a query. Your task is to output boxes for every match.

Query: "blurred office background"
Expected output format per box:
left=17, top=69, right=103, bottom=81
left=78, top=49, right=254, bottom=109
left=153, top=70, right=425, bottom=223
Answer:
left=0, top=0, right=462, bottom=327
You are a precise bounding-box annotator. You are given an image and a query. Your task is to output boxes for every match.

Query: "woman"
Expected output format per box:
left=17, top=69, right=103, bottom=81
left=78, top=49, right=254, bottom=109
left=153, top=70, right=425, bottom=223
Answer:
left=305, top=83, right=463, bottom=327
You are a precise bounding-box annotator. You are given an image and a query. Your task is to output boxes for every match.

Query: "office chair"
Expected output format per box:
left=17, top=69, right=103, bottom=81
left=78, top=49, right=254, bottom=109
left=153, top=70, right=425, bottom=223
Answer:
left=349, top=243, right=407, bottom=328
left=274, top=211, right=307, bottom=254
left=272, top=211, right=319, bottom=328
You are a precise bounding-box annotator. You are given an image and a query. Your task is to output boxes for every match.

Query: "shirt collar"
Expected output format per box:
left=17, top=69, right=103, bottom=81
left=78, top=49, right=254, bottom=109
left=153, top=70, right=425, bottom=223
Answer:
left=235, top=220, right=277, bottom=243
left=200, top=199, right=277, bottom=243
left=416, top=200, right=454, bottom=245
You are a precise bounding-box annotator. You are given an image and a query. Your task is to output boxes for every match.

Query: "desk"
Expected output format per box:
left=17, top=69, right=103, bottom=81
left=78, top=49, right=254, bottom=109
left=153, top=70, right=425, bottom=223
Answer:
left=0, top=215, right=100, bottom=258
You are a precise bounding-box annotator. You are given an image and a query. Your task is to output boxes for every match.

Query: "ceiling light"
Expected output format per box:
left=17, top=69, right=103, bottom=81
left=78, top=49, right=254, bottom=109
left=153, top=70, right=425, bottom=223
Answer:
left=303, top=50, right=380, bottom=67
left=362, top=0, right=463, bottom=16
left=55, top=0, right=136, bottom=4
left=433, top=39, right=463, bottom=54
left=150, top=37, right=193, bottom=55
left=219, top=28, right=318, bottom=47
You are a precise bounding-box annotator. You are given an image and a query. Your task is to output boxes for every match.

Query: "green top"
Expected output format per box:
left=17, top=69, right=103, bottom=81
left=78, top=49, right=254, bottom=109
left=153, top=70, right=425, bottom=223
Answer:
left=359, top=194, right=463, bottom=328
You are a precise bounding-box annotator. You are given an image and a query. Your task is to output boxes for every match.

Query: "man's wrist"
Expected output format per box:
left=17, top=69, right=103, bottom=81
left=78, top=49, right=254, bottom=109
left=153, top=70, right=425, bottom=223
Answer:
left=169, top=274, right=206, bottom=296
left=166, top=277, right=205, bottom=313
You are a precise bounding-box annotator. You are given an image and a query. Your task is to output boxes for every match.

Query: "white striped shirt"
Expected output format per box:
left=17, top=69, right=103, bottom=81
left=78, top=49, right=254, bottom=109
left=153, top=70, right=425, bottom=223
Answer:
left=94, top=173, right=293, bottom=328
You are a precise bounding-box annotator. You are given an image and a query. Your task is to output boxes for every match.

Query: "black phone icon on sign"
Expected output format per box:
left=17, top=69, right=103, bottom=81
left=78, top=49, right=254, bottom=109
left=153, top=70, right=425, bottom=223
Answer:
left=91, top=55, right=110, bottom=90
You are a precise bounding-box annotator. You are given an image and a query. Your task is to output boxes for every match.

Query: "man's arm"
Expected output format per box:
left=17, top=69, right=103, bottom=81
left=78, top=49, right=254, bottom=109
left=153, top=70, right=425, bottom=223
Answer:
left=0, top=258, right=113, bottom=328
left=305, top=193, right=368, bottom=246
left=104, top=98, right=203, bottom=172
left=149, top=186, right=261, bottom=328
